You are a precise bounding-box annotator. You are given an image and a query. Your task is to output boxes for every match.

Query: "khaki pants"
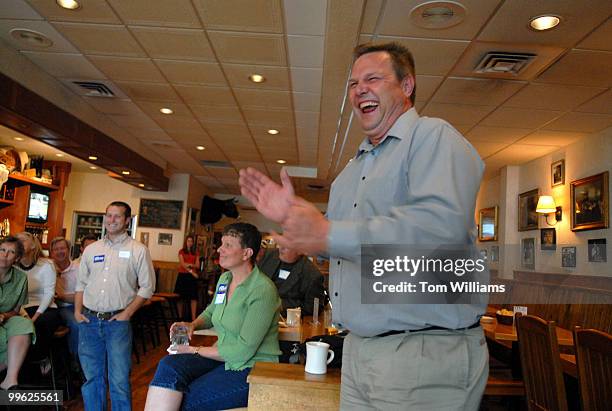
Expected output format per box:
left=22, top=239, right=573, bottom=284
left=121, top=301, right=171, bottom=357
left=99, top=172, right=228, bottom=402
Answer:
left=340, top=327, right=488, bottom=411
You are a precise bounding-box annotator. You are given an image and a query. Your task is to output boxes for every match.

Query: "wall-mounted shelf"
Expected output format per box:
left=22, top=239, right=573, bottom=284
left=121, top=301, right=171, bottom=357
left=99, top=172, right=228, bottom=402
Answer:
left=8, top=174, right=59, bottom=191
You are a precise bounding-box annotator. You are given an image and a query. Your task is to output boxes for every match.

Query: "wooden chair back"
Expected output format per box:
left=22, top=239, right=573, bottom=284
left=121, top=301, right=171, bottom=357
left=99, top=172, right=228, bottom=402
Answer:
left=516, top=314, right=568, bottom=411
left=573, top=327, right=612, bottom=411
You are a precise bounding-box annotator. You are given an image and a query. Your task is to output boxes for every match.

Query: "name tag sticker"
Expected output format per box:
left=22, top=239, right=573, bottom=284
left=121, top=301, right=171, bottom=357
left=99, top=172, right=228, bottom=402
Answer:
left=93, top=255, right=105, bottom=263
left=119, top=250, right=131, bottom=259
left=278, top=269, right=291, bottom=280
left=215, top=283, right=227, bottom=304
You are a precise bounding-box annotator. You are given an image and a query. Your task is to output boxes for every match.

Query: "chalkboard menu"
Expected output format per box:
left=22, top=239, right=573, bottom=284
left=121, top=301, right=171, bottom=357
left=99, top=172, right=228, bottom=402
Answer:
left=138, top=199, right=183, bottom=229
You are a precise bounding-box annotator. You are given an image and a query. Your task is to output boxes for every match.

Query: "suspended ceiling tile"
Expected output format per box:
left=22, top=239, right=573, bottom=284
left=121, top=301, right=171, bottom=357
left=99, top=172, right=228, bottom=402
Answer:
left=27, top=0, right=121, bottom=24
left=286, top=35, right=324, bottom=68
left=432, top=77, right=526, bottom=106
left=52, top=23, right=145, bottom=57
left=360, top=0, right=383, bottom=34
left=205, top=122, right=251, bottom=141
left=88, top=56, right=165, bottom=82
left=368, top=36, right=470, bottom=76
left=174, top=84, right=237, bottom=105
left=292, top=92, right=321, bottom=112
left=575, top=90, right=612, bottom=115
left=519, top=130, right=588, bottom=146
left=0, top=0, right=42, bottom=19
left=167, top=131, right=213, bottom=145
left=290, top=67, right=322, bottom=93
left=126, top=127, right=173, bottom=142
left=251, top=125, right=295, bottom=139
left=20, top=51, right=106, bottom=79
left=283, top=0, right=327, bottom=35
left=155, top=59, right=226, bottom=86
left=84, top=98, right=141, bottom=115
left=0, top=20, right=78, bottom=53
left=233, top=88, right=291, bottom=109
left=421, top=103, right=495, bottom=128
left=469, top=140, right=508, bottom=158
left=577, top=18, right=612, bottom=51
left=414, top=75, right=443, bottom=102
left=107, top=0, right=201, bottom=28
left=205, top=167, right=239, bottom=179
left=536, top=50, right=612, bottom=88
left=466, top=126, right=532, bottom=143
left=254, top=134, right=296, bottom=147
left=243, top=107, right=293, bottom=126
left=295, top=111, right=319, bottom=129
left=451, top=41, right=565, bottom=81
left=130, top=27, right=215, bottom=61
left=223, top=64, right=290, bottom=90
left=191, top=105, right=243, bottom=123
left=194, top=0, right=283, bottom=33
left=107, top=112, right=159, bottom=129
left=477, top=0, right=611, bottom=47
left=114, top=80, right=180, bottom=102
left=208, top=31, right=286, bottom=65
left=377, top=0, right=501, bottom=40
left=195, top=176, right=225, bottom=188
left=504, top=83, right=606, bottom=111
left=154, top=116, right=202, bottom=133
left=480, top=107, right=562, bottom=129
left=487, top=144, right=559, bottom=165
left=543, top=112, right=612, bottom=133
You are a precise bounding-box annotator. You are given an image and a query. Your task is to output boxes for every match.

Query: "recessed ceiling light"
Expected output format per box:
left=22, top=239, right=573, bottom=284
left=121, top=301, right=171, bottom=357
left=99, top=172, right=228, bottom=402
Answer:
left=276, top=159, right=287, bottom=164
left=88, top=155, right=97, bottom=160
left=529, top=15, right=561, bottom=31
left=196, top=146, right=205, bottom=151
left=138, top=183, right=145, bottom=188
left=122, top=171, right=130, bottom=175
left=56, top=0, right=80, bottom=10
left=55, top=153, right=64, bottom=157
left=90, top=166, right=97, bottom=170
left=160, top=107, right=173, bottom=115
left=249, top=74, right=265, bottom=83
left=14, top=137, right=25, bottom=141
left=267, top=129, right=279, bottom=135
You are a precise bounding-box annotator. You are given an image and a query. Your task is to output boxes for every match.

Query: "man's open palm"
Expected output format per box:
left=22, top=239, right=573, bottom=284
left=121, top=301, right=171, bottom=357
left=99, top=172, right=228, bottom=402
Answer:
left=239, top=167, right=294, bottom=223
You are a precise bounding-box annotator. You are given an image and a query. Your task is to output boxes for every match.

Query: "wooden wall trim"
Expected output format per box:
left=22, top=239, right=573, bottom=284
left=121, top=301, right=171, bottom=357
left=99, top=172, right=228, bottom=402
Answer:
left=513, top=271, right=612, bottom=292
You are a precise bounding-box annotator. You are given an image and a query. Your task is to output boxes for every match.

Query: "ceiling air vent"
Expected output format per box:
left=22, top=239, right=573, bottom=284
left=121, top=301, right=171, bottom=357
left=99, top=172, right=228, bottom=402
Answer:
left=72, top=81, right=115, bottom=97
left=200, top=160, right=233, bottom=168
left=474, top=51, right=536, bottom=76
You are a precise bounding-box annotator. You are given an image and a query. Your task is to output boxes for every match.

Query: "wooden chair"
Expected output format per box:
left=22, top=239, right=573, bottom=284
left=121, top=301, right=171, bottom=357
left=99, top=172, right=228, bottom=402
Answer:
left=573, top=327, right=612, bottom=411
left=515, top=314, right=568, bottom=411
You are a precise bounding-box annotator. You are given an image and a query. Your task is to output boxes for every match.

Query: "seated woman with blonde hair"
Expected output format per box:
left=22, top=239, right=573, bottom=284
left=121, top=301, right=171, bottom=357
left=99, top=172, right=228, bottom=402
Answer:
left=0, top=236, right=35, bottom=389
left=145, top=223, right=281, bottom=411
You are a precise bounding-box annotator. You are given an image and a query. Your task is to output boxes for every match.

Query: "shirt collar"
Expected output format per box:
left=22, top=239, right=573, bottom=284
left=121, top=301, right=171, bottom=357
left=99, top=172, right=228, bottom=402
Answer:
left=104, top=231, right=129, bottom=246
left=355, top=108, right=419, bottom=158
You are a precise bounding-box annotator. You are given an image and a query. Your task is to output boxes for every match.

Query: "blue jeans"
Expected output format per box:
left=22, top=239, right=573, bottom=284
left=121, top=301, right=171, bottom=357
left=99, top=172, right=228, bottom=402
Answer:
left=78, top=314, right=132, bottom=411
left=58, top=306, right=79, bottom=355
left=150, top=354, right=251, bottom=411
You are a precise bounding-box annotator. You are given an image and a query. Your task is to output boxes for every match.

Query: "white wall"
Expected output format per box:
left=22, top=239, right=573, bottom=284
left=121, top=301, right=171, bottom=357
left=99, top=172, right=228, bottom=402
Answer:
left=477, top=128, right=612, bottom=277
left=63, top=172, right=192, bottom=262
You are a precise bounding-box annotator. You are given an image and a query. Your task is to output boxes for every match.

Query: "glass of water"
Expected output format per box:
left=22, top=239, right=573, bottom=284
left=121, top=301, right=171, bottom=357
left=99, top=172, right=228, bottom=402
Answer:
left=170, top=325, right=190, bottom=352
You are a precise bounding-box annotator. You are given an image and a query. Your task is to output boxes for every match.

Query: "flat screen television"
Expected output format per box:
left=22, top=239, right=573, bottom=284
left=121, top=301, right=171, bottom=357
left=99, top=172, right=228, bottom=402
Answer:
left=27, top=192, right=50, bottom=224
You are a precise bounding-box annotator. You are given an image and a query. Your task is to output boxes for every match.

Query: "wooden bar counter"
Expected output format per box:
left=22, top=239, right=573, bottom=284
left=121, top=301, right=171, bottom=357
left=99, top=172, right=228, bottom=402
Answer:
left=247, top=362, right=341, bottom=410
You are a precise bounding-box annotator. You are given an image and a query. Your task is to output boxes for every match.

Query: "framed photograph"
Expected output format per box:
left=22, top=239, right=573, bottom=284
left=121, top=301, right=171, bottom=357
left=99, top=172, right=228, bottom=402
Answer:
left=158, top=233, right=173, bottom=246
left=140, top=232, right=149, bottom=247
left=521, top=238, right=535, bottom=269
left=561, top=247, right=576, bottom=268
left=570, top=171, right=609, bottom=231
left=551, top=159, right=565, bottom=187
left=588, top=238, right=607, bottom=263
left=478, top=206, right=498, bottom=242
left=139, top=199, right=184, bottom=229
left=518, top=189, right=539, bottom=231
left=186, top=208, right=199, bottom=235
left=540, top=228, right=556, bottom=251
left=480, top=248, right=488, bottom=260
left=490, top=245, right=499, bottom=262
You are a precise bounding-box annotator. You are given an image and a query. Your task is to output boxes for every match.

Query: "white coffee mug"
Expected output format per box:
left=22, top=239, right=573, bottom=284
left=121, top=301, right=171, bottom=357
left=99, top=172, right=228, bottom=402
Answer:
left=286, top=307, right=301, bottom=327
left=305, top=341, right=335, bottom=374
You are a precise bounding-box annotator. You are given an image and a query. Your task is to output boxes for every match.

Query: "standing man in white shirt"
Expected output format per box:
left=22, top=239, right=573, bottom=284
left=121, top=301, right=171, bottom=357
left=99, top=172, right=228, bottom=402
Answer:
left=75, top=201, right=155, bottom=411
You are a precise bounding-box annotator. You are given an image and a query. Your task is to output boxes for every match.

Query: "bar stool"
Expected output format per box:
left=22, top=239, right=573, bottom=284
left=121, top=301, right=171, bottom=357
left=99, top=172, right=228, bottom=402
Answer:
left=154, top=292, right=181, bottom=323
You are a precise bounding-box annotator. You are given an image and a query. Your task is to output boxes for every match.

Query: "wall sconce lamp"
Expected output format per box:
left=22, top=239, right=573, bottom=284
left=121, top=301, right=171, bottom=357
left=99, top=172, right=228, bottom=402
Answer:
left=536, top=195, right=562, bottom=226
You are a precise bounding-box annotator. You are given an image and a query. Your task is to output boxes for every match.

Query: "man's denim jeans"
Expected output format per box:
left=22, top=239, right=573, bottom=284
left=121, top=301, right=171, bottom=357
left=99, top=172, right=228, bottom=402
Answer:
left=58, top=305, right=79, bottom=355
left=78, top=313, right=132, bottom=411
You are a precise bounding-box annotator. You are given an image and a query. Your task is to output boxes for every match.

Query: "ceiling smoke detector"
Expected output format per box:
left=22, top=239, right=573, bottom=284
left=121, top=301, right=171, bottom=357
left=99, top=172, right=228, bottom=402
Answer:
left=409, top=1, right=466, bottom=29
left=10, top=28, right=53, bottom=48
left=474, top=51, right=536, bottom=76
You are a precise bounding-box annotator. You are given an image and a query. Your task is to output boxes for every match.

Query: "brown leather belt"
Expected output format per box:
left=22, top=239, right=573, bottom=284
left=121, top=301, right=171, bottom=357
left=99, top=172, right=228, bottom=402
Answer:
left=83, top=307, right=123, bottom=321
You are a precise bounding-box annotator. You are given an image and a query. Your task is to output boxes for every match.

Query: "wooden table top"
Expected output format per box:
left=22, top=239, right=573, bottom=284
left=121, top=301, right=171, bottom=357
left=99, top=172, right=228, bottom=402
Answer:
left=278, top=316, right=327, bottom=342
left=480, top=315, right=574, bottom=346
left=247, top=362, right=341, bottom=391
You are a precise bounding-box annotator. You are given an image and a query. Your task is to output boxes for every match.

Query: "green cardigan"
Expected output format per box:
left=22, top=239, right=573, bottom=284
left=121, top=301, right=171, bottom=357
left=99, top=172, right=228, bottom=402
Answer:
left=198, top=266, right=281, bottom=370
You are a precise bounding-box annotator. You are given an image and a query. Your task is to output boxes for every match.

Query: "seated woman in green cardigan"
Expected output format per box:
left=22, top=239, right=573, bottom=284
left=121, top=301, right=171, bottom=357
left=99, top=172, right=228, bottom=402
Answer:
left=0, top=236, right=36, bottom=390
left=145, top=223, right=281, bottom=411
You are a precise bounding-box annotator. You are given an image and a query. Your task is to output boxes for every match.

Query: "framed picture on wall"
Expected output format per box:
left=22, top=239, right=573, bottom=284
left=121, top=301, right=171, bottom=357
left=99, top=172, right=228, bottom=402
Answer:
left=561, top=247, right=576, bottom=268
left=158, top=233, right=173, bottom=246
left=490, top=245, right=499, bottom=262
left=521, top=238, right=535, bottom=270
left=478, top=206, right=498, bottom=242
left=588, top=238, right=607, bottom=263
left=540, top=228, right=556, bottom=251
left=570, top=171, right=609, bottom=231
left=551, top=159, right=565, bottom=187
left=518, top=189, right=539, bottom=231
left=140, top=232, right=149, bottom=247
